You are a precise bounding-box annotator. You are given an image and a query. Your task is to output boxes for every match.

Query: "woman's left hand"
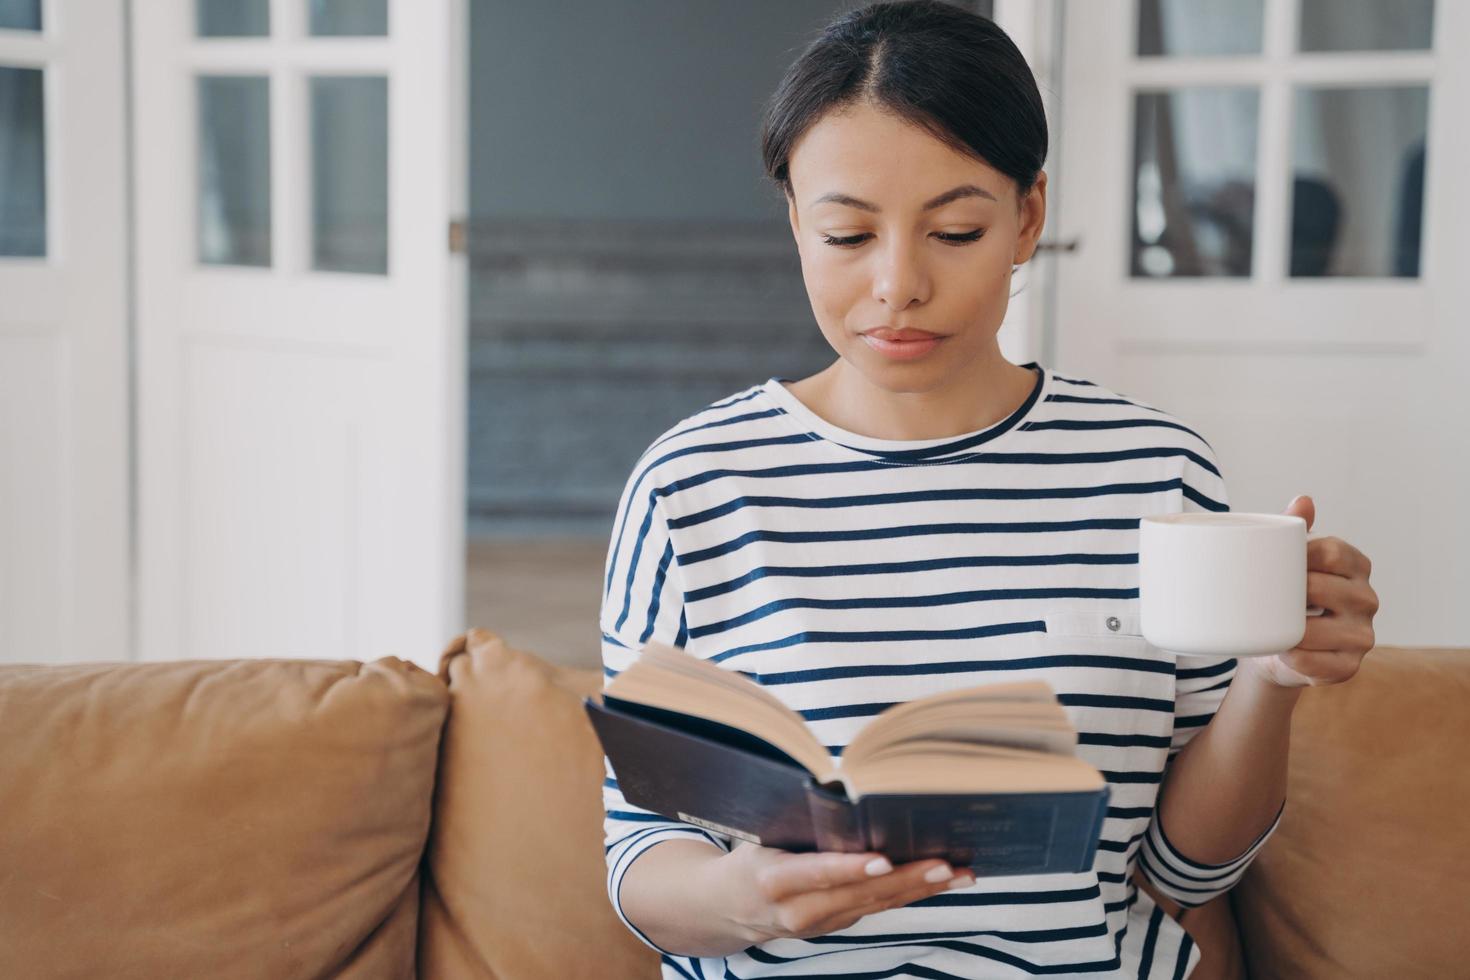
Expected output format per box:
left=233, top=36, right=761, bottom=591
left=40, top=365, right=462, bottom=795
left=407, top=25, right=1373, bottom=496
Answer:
left=1242, top=494, right=1380, bottom=689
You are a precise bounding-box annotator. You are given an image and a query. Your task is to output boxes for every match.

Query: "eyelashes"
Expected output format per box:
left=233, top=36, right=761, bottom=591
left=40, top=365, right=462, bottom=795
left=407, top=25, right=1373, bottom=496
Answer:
left=819, top=230, right=985, bottom=249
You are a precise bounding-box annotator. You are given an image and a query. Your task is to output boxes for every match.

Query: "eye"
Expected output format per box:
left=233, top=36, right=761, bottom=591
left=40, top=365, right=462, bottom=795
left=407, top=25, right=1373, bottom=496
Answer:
left=818, top=230, right=986, bottom=249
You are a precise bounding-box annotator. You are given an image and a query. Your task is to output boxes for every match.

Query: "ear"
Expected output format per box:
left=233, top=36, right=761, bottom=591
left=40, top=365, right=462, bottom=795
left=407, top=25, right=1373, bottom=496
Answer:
left=786, top=194, right=801, bottom=245
left=1012, top=170, right=1048, bottom=266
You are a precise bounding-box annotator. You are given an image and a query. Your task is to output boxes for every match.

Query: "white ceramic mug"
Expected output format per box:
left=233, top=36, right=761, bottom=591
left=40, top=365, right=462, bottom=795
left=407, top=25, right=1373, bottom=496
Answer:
left=1139, top=512, right=1320, bottom=658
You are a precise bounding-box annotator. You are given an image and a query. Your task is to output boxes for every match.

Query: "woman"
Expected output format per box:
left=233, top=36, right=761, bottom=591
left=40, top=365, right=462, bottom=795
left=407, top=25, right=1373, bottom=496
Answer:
left=599, top=3, right=1379, bottom=977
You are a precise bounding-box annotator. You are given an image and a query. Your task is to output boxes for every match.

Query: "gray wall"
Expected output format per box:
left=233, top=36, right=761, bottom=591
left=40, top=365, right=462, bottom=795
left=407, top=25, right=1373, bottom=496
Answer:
left=469, top=0, right=868, bottom=222
left=465, top=0, right=993, bottom=536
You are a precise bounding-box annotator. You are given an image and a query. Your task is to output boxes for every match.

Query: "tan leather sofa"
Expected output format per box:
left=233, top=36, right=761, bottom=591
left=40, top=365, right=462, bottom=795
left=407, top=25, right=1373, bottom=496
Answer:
left=2, top=629, right=1464, bottom=979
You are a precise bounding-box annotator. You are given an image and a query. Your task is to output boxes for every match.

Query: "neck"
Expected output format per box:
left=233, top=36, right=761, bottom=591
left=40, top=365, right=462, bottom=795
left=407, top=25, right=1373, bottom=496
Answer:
left=806, top=349, right=1037, bottom=442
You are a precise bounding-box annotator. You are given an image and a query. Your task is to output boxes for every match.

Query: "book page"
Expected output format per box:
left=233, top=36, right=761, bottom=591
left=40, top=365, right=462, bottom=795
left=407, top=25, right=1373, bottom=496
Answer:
left=844, top=680, right=1076, bottom=767
left=844, top=740, right=1106, bottom=797
left=603, top=642, right=837, bottom=780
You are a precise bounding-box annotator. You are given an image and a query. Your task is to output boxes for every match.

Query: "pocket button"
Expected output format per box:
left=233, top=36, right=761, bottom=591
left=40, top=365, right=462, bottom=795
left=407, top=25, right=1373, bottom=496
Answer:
left=1106, top=616, right=1121, bottom=632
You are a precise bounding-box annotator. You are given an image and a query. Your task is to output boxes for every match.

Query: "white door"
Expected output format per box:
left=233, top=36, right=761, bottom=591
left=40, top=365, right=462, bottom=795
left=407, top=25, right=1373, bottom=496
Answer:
left=133, top=0, right=468, bottom=669
left=0, top=1, right=130, bottom=664
left=1052, top=0, right=1469, bottom=646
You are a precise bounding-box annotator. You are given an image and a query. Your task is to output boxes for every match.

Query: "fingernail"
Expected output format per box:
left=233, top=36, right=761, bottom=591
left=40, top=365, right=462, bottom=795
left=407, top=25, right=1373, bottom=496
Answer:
left=923, top=864, right=952, bottom=884
left=947, top=874, right=976, bottom=890
left=865, top=857, right=893, bottom=876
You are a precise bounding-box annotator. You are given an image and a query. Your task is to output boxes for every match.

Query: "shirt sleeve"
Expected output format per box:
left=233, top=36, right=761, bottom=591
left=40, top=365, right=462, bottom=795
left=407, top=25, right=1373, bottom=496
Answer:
left=1138, top=433, right=1285, bottom=907
left=599, top=458, right=732, bottom=953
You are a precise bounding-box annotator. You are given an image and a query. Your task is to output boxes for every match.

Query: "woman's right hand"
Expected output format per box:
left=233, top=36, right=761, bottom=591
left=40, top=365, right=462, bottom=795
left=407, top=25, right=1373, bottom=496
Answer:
left=708, top=840, right=976, bottom=945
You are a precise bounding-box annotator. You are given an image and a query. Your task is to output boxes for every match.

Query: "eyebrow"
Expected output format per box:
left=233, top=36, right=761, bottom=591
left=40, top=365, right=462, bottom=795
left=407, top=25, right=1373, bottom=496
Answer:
left=811, top=183, right=998, bottom=213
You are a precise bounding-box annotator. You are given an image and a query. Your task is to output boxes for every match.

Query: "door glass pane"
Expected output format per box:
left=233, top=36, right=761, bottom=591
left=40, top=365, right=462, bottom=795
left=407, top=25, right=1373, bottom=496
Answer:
left=0, top=0, right=41, bottom=31
left=198, top=75, right=271, bottom=267
left=1131, top=88, right=1259, bottom=278
left=1137, top=0, right=1264, bottom=57
left=1290, top=86, right=1428, bottom=278
left=1299, top=0, right=1434, bottom=53
left=309, top=0, right=388, bottom=37
left=196, top=0, right=269, bottom=37
left=310, top=76, right=388, bottom=274
left=0, top=66, right=45, bottom=256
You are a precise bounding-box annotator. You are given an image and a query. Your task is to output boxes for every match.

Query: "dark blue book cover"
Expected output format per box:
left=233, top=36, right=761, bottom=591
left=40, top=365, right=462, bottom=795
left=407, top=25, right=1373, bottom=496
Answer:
left=586, top=694, right=1110, bottom=876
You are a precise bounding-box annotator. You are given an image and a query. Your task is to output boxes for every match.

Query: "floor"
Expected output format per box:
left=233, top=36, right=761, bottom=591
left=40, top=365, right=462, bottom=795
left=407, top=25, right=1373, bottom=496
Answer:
left=464, top=537, right=607, bottom=671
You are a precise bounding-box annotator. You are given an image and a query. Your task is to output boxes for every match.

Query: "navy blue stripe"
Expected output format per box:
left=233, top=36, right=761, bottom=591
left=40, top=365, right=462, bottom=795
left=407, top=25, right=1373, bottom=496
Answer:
left=1059, top=693, right=1175, bottom=713
left=639, top=539, right=675, bottom=644
left=613, top=491, right=659, bottom=631
left=1108, top=806, right=1155, bottom=820
left=1171, top=928, right=1195, bottom=980
left=1079, top=732, right=1173, bottom=748
left=921, top=885, right=1103, bottom=908
left=690, top=587, right=1138, bottom=640
left=1177, top=658, right=1236, bottom=680
left=786, top=921, right=1110, bottom=947
left=683, top=519, right=1141, bottom=565
left=796, top=691, right=1172, bottom=723
left=738, top=936, right=1121, bottom=976
left=705, top=622, right=1050, bottom=665
left=1052, top=373, right=1097, bottom=387
left=814, top=364, right=1044, bottom=463
left=1024, top=417, right=1207, bottom=445
left=1137, top=903, right=1165, bottom=978
left=753, top=652, right=1171, bottom=687
left=1045, top=394, right=1161, bottom=411
left=688, top=553, right=1137, bottom=602
left=671, top=481, right=1186, bottom=530
left=1182, top=482, right=1228, bottom=511
left=647, top=407, right=785, bottom=452
left=656, top=447, right=1220, bottom=506
left=1100, top=770, right=1164, bottom=785
left=1097, top=830, right=1147, bottom=853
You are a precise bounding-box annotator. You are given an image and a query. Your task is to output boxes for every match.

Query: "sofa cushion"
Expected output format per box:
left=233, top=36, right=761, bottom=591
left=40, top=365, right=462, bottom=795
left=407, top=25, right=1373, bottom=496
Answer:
left=0, top=655, right=448, bottom=979
left=418, top=628, right=658, bottom=979
left=1233, top=646, right=1470, bottom=978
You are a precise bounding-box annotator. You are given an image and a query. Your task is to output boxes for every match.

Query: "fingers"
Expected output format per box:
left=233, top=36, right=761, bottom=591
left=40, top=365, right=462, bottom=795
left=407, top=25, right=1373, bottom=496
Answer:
left=771, top=858, right=966, bottom=936
left=1306, top=571, right=1378, bottom=618
left=1308, top=536, right=1370, bottom=579
left=808, top=868, right=976, bottom=936
left=755, top=850, right=901, bottom=902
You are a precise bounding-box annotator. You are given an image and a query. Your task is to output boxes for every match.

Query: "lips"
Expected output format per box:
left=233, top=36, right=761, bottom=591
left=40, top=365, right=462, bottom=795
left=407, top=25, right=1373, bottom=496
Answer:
left=863, top=327, right=943, bottom=341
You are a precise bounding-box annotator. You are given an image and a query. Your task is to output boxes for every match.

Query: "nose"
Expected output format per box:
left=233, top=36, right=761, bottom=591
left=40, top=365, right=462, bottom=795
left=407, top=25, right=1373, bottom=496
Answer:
left=870, top=236, right=929, bottom=310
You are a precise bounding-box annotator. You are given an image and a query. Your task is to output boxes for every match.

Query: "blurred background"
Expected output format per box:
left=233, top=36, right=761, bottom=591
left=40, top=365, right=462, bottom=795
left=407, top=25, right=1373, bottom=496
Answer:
left=2, top=0, right=1465, bottom=673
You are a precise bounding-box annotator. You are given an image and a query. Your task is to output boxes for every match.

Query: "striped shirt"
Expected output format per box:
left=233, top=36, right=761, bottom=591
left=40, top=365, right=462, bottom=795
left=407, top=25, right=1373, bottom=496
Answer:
left=600, top=361, right=1282, bottom=980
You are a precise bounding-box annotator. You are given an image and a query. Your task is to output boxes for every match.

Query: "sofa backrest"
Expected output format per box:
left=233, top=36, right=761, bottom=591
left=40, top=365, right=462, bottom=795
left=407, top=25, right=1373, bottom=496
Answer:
left=417, top=628, right=658, bottom=978
left=0, top=656, right=448, bottom=979
left=1233, top=646, right=1470, bottom=978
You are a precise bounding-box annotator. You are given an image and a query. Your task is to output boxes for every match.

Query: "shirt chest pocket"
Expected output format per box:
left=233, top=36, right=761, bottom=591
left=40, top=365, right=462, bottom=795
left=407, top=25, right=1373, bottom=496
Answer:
left=1043, top=608, right=1144, bottom=645
left=1039, top=607, right=1176, bottom=776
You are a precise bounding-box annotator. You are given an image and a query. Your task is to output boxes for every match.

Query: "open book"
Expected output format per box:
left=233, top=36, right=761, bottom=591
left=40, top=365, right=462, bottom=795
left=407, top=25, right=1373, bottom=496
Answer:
left=586, top=642, right=1111, bottom=877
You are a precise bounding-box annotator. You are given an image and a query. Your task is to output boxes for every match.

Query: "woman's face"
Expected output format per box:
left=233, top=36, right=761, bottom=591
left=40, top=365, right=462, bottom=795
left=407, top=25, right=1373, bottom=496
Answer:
left=785, top=100, right=1047, bottom=393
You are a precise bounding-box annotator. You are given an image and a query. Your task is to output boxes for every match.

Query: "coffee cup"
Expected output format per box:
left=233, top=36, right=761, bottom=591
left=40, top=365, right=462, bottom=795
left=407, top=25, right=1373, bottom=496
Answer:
left=1139, top=512, right=1321, bottom=658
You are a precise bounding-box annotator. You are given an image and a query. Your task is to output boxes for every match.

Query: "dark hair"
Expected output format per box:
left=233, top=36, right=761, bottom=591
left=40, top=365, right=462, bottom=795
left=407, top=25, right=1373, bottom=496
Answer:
left=760, top=1, right=1048, bottom=207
